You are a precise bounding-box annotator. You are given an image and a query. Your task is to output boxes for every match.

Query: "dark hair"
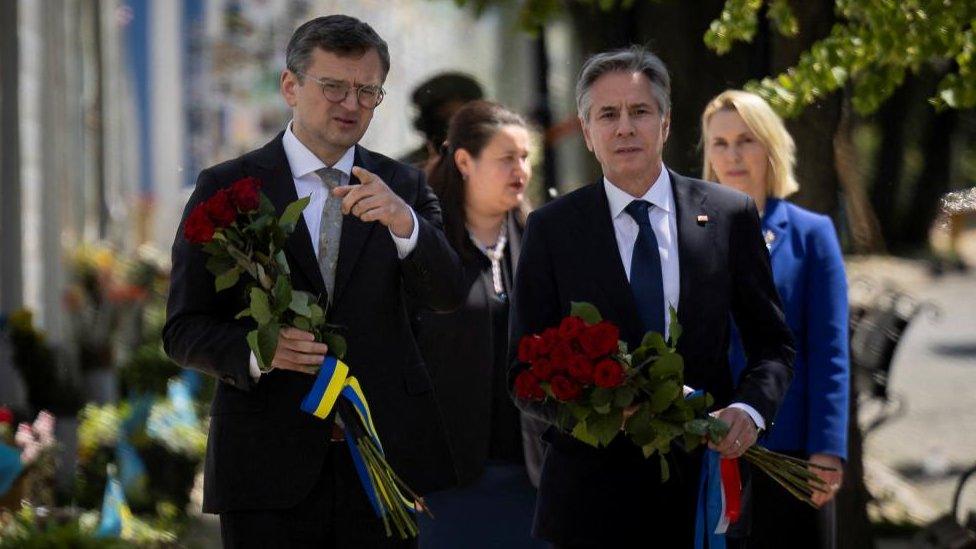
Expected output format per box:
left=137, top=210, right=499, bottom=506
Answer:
left=286, top=15, right=391, bottom=81
left=427, top=100, right=527, bottom=258
left=576, top=45, right=670, bottom=122
left=411, top=73, right=484, bottom=145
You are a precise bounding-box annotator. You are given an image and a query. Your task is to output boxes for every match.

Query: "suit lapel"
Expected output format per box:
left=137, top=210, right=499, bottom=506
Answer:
left=671, top=172, right=716, bottom=331
left=762, top=198, right=788, bottom=258
left=569, top=181, right=645, bottom=345
left=331, top=145, right=380, bottom=307
left=244, top=133, right=326, bottom=298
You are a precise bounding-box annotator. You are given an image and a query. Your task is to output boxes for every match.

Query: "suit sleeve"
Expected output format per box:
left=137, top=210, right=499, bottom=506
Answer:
left=162, top=168, right=255, bottom=390
left=398, top=169, right=465, bottom=313
left=507, top=211, right=564, bottom=425
left=729, top=196, right=795, bottom=428
left=803, top=216, right=850, bottom=459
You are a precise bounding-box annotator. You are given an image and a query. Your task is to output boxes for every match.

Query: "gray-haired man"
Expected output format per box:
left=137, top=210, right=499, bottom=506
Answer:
left=509, top=46, right=794, bottom=546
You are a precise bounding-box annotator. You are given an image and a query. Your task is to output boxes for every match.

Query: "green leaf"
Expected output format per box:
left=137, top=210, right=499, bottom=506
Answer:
left=292, top=317, right=311, bottom=332
left=649, top=353, right=683, bottom=381
left=590, top=387, right=612, bottom=408
left=707, top=417, right=731, bottom=443
left=256, top=321, right=279, bottom=370
left=570, top=301, right=602, bottom=324
left=667, top=307, right=682, bottom=347
left=215, top=266, right=242, bottom=292
left=309, top=304, right=325, bottom=329
left=567, top=402, right=593, bottom=423
left=322, top=331, right=347, bottom=360
left=275, top=249, right=290, bottom=275
left=660, top=454, right=670, bottom=482
left=641, top=331, right=668, bottom=353
left=289, top=291, right=313, bottom=317
left=624, top=403, right=657, bottom=445
left=205, top=253, right=235, bottom=277
left=683, top=432, right=704, bottom=452
left=572, top=421, right=599, bottom=447
left=684, top=391, right=714, bottom=413
left=250, top=288, right=272, bottom=325
left=684, top=419, right=712, bottom=437
left=234, top=307, right=251, bottom=320
left=280, top=196, right=311, bottom=234
left=586, top=409, right=623, bottom=447
left=273, top=276, right=292, bottom=315
left=613, top=386, right=637, bottom=408
left=648, top=381, right=680, bottom=413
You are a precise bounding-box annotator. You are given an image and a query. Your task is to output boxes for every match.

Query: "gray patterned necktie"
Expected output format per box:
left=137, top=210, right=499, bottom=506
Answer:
left=315, top=167, right=344, bottom=304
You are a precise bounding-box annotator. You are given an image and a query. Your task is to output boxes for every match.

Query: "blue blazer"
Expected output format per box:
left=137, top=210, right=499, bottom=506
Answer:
left=730, top=198, right=849, bottom=459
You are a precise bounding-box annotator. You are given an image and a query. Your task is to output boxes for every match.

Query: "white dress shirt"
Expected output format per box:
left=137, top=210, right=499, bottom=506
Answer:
left=603, top=165, right=764, bottom=431
left=248, top=122, right=419, bottom=378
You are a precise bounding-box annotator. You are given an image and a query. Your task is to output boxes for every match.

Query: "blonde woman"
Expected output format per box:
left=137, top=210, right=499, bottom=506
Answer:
left=702, top=90, right=850, bottom=548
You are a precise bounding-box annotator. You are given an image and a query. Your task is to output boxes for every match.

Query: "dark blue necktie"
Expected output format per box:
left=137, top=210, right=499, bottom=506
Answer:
left=625, top=200, right=665, bottom=335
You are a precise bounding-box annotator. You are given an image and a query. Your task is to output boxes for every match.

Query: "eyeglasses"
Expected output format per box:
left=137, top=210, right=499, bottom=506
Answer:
left=299, top=72, right=385, bottom=109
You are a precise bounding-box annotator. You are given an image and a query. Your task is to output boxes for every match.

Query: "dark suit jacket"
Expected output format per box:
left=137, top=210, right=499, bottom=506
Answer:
left=163, top=133, right=465, bottom=514
left=509, top=171, right=795, bottom=545
left=730, top=198, right=849, bottom=459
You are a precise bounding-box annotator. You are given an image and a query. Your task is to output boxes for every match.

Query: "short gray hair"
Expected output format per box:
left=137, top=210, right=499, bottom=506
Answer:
left=576, top=46, right=671, bottom=123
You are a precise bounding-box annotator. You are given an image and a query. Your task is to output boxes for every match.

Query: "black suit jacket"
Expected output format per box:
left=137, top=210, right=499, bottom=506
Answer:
left=509, top=172, right=794, bottom=545
left=163, top=133, right=465, bottom=513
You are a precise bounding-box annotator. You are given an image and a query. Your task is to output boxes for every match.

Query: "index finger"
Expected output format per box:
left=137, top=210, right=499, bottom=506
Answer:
left=351, top=166, right=377, bottom=185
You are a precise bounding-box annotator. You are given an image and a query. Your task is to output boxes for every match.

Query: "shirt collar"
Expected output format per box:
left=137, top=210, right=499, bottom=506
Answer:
left=282, top=120, right=355, bottom=180
left=603, top=165, right=673, bottom=219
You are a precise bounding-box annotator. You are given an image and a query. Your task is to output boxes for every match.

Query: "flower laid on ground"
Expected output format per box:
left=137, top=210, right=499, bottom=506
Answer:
left=514, top=302, right=834, bottom=508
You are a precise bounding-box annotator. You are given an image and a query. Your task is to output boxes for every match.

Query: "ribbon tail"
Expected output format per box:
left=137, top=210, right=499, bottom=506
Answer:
left=694, top=450, right=727, bottom=549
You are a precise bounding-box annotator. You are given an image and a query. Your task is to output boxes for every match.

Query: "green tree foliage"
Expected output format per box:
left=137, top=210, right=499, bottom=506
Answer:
left=706, top=0, right=976, bottom=116
left=461, top=0, right=975, bottom=117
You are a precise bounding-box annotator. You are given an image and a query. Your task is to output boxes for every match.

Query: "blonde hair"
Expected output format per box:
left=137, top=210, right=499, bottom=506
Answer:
left=700, top=90, right=799, bottom=199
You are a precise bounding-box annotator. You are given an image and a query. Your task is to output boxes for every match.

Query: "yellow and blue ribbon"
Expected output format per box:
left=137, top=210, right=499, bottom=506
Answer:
left=301, top=356, right=418, bottom=519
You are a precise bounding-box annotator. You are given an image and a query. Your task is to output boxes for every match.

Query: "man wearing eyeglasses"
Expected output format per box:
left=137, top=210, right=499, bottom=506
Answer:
left=164, top=14, right=465, bottom=548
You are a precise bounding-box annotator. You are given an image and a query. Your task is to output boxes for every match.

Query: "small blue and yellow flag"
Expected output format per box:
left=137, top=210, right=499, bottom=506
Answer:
left=95, top=465, right=133, bottom=538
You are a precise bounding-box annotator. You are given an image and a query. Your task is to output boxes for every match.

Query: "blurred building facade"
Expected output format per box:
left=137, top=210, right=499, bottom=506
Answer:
left=0, top=0, right=588, bottom=342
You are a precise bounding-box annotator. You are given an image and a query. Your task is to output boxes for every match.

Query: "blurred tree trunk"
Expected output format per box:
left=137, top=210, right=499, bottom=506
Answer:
left=836, top=97, right=886, bottom=252
left=870, top=83, right=910, bottom=246
left=896, top=97, right=958, bottom=250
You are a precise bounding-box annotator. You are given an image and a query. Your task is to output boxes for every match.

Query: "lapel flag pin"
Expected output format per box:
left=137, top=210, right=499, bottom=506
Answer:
left=696, top=214, right=708, bottom=226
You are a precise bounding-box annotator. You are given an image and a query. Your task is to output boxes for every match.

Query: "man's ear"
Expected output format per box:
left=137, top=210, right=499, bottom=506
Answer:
left=661, top=111, right=671, bottom=144
left=580, top=117, right=594, bottom=152
left=281, top=70, right=299, bottom=107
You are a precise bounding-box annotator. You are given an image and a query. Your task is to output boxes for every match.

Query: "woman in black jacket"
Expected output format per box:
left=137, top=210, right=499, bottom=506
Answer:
left=415, top=100, right=545, bottom=548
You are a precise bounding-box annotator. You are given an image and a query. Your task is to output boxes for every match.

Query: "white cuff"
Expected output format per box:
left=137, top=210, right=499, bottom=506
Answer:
left=390, top=208, right=419, bottom=259
left=728, top=402, right=766, bottom=432
left=248, top=352, right=262, bottom=381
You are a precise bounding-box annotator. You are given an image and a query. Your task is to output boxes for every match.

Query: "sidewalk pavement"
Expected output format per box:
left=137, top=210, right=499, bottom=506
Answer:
left=847, top=252, right=976, bottom=529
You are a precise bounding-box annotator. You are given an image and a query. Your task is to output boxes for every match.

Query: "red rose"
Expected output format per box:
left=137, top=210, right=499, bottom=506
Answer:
left=206, top=189, right=237, bottom=228
left=579, top=321, right=620, bottom=359
left=550, top=340, right=575, bottom=369
left=530, top=358, right=555, bottom=381
left=184, top=203, right=215, bottom=244
left=518, top=335, right=545, bottom=363
left=558, top=315, right=586, bottom=340
left=230, top=176, right=262, bottom=212
left=593, top=358, right=625, bottom=388
left=540, top=327, right=560, bottom=354
left=0, top=406, right=12, bottom=425
left=514, top=370, right=545, bottom=401
left=567, top=354, right=595, bottom=385
left=549, top=375, right=582, bottom=402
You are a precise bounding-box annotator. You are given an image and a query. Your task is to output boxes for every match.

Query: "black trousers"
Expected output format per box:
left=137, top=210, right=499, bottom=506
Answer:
left=737, top=454, right=836, bottom=549
left=219, top=441, right=418, bottom=549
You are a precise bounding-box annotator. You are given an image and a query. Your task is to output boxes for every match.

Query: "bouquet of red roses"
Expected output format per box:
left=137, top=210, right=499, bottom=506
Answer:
left=183, top=176, right=345, bottom=369
left=514, top=302, right=833, bottom=507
